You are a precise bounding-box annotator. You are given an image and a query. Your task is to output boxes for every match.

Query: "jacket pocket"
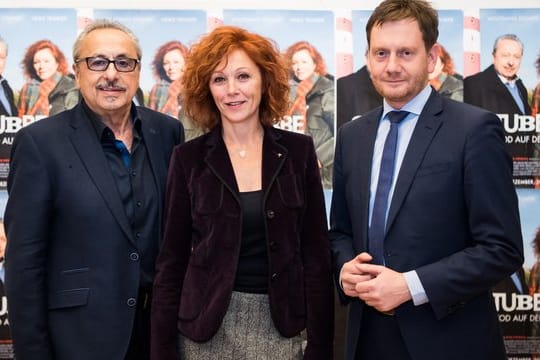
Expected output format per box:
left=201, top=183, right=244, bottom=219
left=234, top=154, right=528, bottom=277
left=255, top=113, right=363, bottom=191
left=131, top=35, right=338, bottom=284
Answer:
left=178, top=265, right=208, bottom=320
left=48, top=288, right=90, bottom=310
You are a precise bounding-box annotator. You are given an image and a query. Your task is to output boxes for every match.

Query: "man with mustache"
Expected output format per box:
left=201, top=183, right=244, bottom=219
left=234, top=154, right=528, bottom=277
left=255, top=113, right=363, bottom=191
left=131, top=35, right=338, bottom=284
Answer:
left=4, top=19, right=184, bottom=360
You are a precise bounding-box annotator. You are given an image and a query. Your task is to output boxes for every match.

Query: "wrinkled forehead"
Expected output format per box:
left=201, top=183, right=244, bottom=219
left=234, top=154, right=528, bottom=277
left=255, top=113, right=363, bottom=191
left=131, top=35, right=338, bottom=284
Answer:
left=80, top=28, right=139, bottom=59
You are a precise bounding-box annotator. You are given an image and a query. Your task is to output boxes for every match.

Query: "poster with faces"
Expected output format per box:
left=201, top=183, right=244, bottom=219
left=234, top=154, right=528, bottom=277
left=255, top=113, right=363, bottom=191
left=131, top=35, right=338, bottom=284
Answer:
left=473, top=9, right=540, bottom=357
left=0, top=9, right=77, bottom=193
left=464, top=8, right=540, bottom=189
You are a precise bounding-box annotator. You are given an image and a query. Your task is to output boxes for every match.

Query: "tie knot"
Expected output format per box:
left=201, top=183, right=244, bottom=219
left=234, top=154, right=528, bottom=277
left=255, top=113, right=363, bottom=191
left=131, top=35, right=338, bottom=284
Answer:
left=388, top=110, right=409, bottom=124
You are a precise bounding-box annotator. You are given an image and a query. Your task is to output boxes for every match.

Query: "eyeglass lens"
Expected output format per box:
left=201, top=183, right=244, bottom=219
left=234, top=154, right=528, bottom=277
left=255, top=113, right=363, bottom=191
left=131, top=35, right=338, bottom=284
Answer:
left=86, top=57, right=137, bottom=72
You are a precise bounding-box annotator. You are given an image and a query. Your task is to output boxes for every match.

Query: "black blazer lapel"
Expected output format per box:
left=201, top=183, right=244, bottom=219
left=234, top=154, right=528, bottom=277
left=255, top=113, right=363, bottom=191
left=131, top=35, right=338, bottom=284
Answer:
left=68, top=106, right=135, bottom=244
left=204, top=128, right=240, bottom=199
left=387, top=91, right=443, bottom=231
left=261, top=128, right=287, bottom=197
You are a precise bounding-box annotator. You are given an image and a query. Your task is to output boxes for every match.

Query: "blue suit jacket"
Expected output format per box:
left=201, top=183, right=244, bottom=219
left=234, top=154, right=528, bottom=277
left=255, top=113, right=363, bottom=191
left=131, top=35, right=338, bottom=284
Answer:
left=329, top=90, right=523, bottom=360
left=4, top=102, right=184, bottom=360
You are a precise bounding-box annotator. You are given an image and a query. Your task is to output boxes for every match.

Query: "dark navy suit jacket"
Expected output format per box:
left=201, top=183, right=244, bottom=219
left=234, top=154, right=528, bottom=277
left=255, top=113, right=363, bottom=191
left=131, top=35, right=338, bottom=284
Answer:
left=4, top=102, right=184, bottom=359
left=330, top=89, right=523, bottom=360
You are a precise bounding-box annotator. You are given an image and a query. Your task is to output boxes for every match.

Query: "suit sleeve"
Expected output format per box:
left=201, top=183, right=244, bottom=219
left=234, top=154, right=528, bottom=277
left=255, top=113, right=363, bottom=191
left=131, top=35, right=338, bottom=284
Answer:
left=416, top=111, right=524, bottom=319
left=4, top=128, right=54, bottom=359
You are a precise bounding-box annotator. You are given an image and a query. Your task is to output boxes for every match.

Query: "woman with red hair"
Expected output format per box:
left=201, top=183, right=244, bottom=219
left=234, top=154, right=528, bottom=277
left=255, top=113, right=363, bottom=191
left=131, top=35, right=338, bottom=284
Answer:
left=18, top=39, right=78, bottom=117
left=283, top=41, right=334, bottom=188
left=151, top=25, right=334, bottom=360
left=148, top=41, right=187, bottom=117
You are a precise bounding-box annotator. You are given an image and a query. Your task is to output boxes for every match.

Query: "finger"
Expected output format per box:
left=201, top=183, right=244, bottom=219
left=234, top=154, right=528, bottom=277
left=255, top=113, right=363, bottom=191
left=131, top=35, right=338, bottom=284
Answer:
left=357, top=263, right=384, bottom=276
left=354, top=252, right=373, bottom=263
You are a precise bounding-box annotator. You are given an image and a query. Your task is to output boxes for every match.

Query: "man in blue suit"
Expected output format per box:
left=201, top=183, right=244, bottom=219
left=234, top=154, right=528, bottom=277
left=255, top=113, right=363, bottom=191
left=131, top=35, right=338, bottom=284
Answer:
left=329, top=1, right=523, bottom=359
left=4, top=20, right=183, bottom=359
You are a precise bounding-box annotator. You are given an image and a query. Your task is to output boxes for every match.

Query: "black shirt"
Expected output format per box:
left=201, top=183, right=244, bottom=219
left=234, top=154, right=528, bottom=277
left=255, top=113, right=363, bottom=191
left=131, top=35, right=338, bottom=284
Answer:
left=234, top=190, right=269, bottom=294
left=84, top=100, right=159, bottom=289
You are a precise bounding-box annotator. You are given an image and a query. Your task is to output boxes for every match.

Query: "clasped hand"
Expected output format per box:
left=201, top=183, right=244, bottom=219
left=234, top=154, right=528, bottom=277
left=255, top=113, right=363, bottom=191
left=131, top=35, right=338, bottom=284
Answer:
left=340, top=252, right=412, bottom=313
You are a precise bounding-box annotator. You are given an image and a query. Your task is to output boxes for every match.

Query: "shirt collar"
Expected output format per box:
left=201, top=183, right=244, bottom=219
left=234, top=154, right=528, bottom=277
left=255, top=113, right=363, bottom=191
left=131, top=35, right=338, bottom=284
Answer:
left=82, top=99, right=142, bottom=142
left=497, top=73, right=519, bottom=86
left=382, top=84, right=432, bottom=120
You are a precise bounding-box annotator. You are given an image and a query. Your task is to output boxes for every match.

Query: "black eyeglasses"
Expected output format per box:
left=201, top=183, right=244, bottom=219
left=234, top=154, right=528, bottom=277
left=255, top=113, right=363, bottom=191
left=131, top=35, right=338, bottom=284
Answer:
left=75, top=56, right=140, bottom=72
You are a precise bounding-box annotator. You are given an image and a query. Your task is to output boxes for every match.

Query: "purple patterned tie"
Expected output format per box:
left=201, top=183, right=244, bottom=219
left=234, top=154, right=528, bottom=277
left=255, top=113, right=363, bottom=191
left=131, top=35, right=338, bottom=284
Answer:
left=369, top=111, right=409, bottom=265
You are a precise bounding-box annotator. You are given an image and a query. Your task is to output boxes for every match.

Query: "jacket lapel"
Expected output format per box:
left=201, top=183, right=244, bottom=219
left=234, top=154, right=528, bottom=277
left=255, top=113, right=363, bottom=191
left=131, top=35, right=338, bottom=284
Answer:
left=140, top=116, right=165, bottom=216
left=355, top=110, right=381, bottom=249
left=204, top=128, right=240, bottom=200
left=261, top=128, right=287, bottom=196
left=68, top=105, right=135, bottom=244
left=203, top=127, right=287, bottom=201
left=386, top=91, right=443, bottom=231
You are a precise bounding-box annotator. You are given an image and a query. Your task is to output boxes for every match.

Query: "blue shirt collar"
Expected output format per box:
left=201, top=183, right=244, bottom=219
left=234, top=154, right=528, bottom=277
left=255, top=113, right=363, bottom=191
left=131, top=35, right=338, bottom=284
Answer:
left=382, top=85, right=432, bottom=120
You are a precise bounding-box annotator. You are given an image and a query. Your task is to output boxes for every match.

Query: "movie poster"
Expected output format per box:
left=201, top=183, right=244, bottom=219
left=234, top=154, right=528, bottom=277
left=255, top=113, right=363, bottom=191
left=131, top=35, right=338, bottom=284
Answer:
left=464, top=8, right=540, bottom=189
left=0, top=9, right=76, bottom=358
left=494, top=188, right=540, bottom=359
left=0, top=9, right=77, bottom=192
left=222, top=9, right=335, bottom=188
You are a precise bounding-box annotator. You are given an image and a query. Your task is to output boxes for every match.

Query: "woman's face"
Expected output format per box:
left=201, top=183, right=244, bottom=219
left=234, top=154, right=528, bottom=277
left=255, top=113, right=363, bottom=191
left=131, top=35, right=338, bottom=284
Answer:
left=33, top=48, right=59, bottom=80
left=163, top=49, right=185, bottom=81
left=209, top=49, right=262, bottom=127
left=291, top=49, right=317, bottom=81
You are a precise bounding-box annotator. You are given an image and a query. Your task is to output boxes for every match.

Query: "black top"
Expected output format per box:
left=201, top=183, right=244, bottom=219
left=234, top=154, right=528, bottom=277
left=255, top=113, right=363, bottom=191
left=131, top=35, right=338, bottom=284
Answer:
left=234, top=190, right=269, bottom=294
left=85, top=100, right=159, bottom=289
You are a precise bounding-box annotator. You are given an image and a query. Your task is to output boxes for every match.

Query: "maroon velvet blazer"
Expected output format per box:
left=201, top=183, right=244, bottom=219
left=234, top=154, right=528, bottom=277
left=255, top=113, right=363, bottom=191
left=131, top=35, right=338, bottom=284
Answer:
left=151, top=126, right=334, bottom=359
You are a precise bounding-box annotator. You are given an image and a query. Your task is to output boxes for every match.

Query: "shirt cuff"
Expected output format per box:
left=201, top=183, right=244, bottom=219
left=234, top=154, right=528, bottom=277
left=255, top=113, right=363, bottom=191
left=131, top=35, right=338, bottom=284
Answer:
left=404, top=270, right=429, bottom=305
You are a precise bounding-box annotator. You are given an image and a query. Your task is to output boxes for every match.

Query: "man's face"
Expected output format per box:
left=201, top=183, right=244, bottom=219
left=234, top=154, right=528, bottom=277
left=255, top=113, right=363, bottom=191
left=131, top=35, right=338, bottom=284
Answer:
left=367, top=19, right=437, bottom=109
left=492, top=39, right=522, bottom=81
left=73, top=28, right=140, bottom=118
left=0, top=42, right=7, bottom=76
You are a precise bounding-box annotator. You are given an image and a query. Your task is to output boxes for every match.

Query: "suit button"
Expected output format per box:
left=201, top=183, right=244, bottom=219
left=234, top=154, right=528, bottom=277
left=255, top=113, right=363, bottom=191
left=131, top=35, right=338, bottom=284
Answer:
left=136, top=201, right=142, bottom=207
left=271, top=273, right=278, bottom=281
left=269, top=241, right=277, bottom=250
left=130, top=252, right=139, bottom=261
left=127, top=298, right=136, bottom=307
left=135, top=232, right=141, bottom=238
left=266, top=210, right=275, bottom=219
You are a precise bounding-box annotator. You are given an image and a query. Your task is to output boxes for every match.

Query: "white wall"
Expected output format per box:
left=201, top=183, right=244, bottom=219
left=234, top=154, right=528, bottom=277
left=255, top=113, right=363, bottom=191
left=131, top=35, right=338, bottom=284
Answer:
left=0, top=0, right=539, bottom=10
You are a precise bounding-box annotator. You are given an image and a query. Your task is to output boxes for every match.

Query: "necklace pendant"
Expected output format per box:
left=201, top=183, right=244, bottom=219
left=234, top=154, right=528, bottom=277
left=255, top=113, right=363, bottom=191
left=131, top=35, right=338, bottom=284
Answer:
left=238, top=149, right=247, bottom=158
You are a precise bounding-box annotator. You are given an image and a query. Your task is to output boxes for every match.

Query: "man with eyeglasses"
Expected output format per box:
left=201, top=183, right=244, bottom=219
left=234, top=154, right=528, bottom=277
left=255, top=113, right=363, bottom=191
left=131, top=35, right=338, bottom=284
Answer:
left=4, top=19, right=184, bottom=360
